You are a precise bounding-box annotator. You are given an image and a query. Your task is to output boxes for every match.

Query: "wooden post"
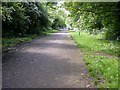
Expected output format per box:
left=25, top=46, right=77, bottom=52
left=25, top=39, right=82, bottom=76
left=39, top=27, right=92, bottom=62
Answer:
left=79, top=31, right=80, bottom=36
left=79, top=19, right=80, bottom=36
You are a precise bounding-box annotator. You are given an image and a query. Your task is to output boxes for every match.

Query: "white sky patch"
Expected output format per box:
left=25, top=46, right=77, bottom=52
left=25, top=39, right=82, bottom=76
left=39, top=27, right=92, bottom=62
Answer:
left=57, top=8, right=70, bottom=16
left=56, top=2, right=70, bottom=16
left=57, top=1, right=65, bottom=6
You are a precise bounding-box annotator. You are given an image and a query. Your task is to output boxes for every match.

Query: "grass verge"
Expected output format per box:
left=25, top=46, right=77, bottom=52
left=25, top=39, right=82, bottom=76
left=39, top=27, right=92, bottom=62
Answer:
left=70, top=31, right=119, bottom=88
left=2, top=30, right=58, bottom=48
left=2, top=34, right=38, bottom=48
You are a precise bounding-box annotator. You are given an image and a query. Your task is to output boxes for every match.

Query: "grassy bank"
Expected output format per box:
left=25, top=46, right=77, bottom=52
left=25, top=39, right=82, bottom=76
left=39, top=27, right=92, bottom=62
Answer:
left=2, top=34, right=38, bottom=48
left=2, top=30, right=58, bottom=48
left=70, top=31, right=119, bottom=88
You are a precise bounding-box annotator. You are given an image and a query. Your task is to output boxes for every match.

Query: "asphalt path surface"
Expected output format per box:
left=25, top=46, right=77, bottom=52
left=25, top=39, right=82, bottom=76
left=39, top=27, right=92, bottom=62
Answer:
left=2, top=30, right=95, bottom=88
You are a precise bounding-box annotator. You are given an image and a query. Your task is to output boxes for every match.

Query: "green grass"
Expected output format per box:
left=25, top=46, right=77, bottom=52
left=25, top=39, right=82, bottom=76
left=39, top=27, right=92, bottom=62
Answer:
left=2, top=34, right=38, bottom=48
left=46, top=29, right=58, bottom=33
left=70, top=31, right=119, bottom=88
left=2, top=30, right=58, bottom=48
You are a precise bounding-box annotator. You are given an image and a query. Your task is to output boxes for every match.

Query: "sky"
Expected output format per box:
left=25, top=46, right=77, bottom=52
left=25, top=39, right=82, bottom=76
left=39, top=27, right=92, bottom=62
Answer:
left=57, top=1, right=70, bottom=16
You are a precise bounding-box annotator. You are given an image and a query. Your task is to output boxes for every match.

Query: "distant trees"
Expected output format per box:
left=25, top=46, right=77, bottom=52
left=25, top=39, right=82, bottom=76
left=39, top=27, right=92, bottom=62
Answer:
left=46, top=2, right=66, bottom=29
left=3, top=2, right=119, bottom=40
left=2, top=2, right=66, bottom=37
left=64, top=2, right=120, bottom=40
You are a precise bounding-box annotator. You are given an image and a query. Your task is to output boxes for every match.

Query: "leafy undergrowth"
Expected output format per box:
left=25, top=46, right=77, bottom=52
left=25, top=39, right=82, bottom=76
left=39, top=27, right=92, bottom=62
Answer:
left=2, top=34, right=38, bottom=48
left=2, top=30, right=58, bottom=48
left=70, top=31, right=119, bottom=88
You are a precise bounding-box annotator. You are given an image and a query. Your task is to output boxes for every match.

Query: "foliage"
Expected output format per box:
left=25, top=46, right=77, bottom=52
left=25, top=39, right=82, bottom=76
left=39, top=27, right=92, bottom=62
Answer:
left=2, top=2, right=50, bottom=37
left=64, top=2, right=120, bottom=40
left=47, top=2, right=66, bottom=29
left=2, top=2, right=66, bottom=37
left=51, top=13, right=66, bottom=29
left=70, top=31, right=119, bottom=88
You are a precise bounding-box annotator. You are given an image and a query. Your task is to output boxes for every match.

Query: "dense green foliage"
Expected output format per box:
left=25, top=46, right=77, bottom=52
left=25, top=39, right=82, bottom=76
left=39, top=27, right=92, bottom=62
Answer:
left=2, top=2, right=51, bottom=37
left=47, top=2, right=66, bottom=29
left=70, top=31, right=119, bottom=88
left=2, top=2, right=65, bottom=37
left=65, top=2, right=120, bottom=40
left=3, top=2, right=120, bottom=40
left=2, top=2, right=66, bottom=48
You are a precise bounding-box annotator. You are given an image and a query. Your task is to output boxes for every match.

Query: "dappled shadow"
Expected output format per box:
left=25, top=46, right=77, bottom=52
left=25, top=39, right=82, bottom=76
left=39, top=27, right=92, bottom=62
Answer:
left=24, top=42, right=77, bottom=51
left=2, top=48, right=94, bottom=88
left=2, top=30, right=95, bottom=88
left=77, top=44, right=92, bottom=51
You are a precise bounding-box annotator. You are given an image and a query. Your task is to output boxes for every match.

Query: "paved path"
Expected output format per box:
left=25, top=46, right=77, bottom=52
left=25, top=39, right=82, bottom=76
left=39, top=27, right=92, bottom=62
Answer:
left=2, top=30, right=95, bottom=88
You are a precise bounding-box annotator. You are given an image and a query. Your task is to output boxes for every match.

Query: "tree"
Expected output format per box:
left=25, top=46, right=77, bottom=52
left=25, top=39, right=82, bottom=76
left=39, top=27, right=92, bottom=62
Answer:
left=64, top=2, right=120, bottom=40
left=46, top=2, right=66, bottom=29
left=2, top=2, right=50, bottom=37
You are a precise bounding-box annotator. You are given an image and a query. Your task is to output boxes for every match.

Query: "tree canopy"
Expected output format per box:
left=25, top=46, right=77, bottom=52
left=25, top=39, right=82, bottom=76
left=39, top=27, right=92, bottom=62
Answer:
left=2, top=2, right=66, bottom=37
left=64, top=2, right=120, bottom=40
left=2, top=2, right=120, bottom=41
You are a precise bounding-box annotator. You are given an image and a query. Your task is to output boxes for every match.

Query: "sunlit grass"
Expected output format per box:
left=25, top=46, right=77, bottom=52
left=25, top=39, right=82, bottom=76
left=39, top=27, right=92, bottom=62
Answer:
left=70, top=31, right=119, bottom=88
left=71, top=32, right=119, bottom=56
left=46, top=29, right=58, bottom=33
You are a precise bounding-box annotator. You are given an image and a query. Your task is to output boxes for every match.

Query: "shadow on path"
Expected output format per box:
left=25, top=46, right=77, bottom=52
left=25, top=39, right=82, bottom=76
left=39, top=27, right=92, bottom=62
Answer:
left=2, top=31, right=95, bottom=88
